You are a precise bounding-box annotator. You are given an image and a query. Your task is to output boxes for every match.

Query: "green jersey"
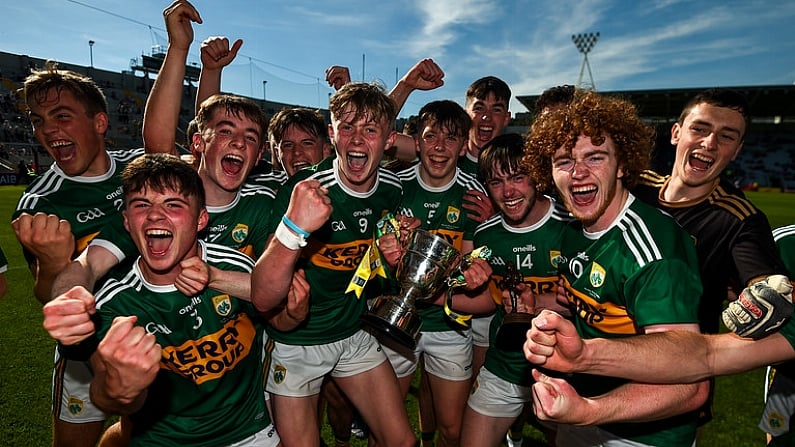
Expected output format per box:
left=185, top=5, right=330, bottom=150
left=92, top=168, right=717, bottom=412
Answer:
left=13, top=148, right=144, bottom=263
left=397, top=165, right=484, bottom=332
left=457, top=151, right=479, bottom=177
left=559, top=195, right=702, bottom=446
left=94, top=241, right=269, bottom=446
left=93, top=183, right=276, bottom=260
left=266, top=157, right=403, bottom=345
left=475, top=199, right=569, bottom=386
left=771, top=226, right=795, bottom=353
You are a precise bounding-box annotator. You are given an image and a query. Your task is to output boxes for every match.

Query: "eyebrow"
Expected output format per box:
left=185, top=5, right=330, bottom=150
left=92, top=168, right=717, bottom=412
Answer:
left=216, top=119, right=261, bottom=136
left=691, top=119, right=742, bottom=136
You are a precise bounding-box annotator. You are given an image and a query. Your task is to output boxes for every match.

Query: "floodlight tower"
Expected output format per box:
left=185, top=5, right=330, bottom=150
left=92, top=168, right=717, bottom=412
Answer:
left=572, top=32, right=599, bottom=90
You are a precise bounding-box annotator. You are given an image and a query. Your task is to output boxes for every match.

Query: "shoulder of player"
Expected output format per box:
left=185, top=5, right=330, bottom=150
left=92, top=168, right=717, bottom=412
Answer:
left=618, top=198, right=694, bottom=265
left=202, top=241, right=255, bottom=272
left=239, top=182, right=277, bottom=200
left=474, top=214, right=503, bottom=236
left=706, top=179, right=761, bottom=220
left=94, top=272, right=141, bottom=310
left=773, top=224, right=795, bottom=243
left=455, top=169, right=486, bottom=192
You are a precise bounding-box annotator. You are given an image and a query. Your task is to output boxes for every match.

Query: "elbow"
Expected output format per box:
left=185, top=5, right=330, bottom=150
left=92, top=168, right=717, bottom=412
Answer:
left=684, top=380, right=711, bottom=413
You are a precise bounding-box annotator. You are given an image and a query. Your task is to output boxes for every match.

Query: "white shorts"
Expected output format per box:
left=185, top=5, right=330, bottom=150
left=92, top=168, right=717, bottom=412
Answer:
left=471, top=313, right=495, bottom=348
left=382, top=330, right=472, bottom=380
left=52, top=347, right=107, bottom=423
left=266, top=330, right=386, bottom=397
left=760, top=366, right=795, bottom=436
left=467, top=367, right=532, bottom=418
left=227, top=424, right=280, bottom=447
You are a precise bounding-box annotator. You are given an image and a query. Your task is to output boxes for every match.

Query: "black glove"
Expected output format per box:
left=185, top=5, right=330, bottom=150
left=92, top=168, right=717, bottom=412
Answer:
left=722, top=275, right=794, bottom=339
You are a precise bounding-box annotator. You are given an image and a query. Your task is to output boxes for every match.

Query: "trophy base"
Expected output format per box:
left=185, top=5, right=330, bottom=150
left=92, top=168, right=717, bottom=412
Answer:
left=494, top=313, right=534, bottom=351
left=361, top=296, right=421, bottom=350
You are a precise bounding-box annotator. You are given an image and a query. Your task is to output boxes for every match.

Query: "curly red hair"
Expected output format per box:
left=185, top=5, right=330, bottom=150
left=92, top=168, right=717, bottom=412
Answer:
left=523, top=90, right=654, bottom=193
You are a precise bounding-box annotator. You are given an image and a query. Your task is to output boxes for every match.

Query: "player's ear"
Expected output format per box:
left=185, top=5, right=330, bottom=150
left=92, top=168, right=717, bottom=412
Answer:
left=192, top=132, right=206, bottom=154
left=197, top=207, right=209, bottom=232
left=93, top=112, right=109, bottom=135
left=670, top=122, right=681, bottom=146
left=122, top=209, right=130, bottom=233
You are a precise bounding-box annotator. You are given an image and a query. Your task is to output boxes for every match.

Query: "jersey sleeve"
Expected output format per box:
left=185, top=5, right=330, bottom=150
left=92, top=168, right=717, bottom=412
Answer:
left=731, top=213, right=788, bottom=286
left=624, top=258, right=702, bottom=328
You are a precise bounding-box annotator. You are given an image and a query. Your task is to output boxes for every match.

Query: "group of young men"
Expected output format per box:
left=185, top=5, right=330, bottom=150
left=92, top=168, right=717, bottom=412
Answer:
left=9, top=1, right=795, bottom=447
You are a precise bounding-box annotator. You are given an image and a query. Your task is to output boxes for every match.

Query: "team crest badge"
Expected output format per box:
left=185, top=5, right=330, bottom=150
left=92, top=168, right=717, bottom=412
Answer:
left=589, top=262, right=606, bottom=288
left=273, top=365, right=287, bottom=384
left=550, top=250, right=563, bottom=269
left=212, top=294, right=232, bottom=316
left=768, top=411, right=785, bottom=432
left=446, top=206, right=460, bottom=224
left=67, top=396, right=84, bottom=415
left=232, top=224, right=249, bottom=243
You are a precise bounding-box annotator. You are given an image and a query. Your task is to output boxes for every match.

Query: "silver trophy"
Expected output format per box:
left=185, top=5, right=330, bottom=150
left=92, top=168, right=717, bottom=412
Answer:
left=362, top=229, right=465, bottom=349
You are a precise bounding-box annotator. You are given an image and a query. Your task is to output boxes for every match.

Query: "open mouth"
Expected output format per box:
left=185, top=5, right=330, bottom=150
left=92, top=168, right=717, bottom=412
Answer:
left=477, top=125, right=494, bottom=142
left=571, top=185, right=597, bottom=205
left=221, top=154, right=244, bottom=176
left=427, top=155, right=450, bottom=169
left=145, top=229, right=173, bottom=256
left=292, top=161, right=310, bottom=172
left=50, top=140, right=76, bottom=162
left=688, top=153, right=714, bottom=172
left=347, top=151, right=368, bottom=172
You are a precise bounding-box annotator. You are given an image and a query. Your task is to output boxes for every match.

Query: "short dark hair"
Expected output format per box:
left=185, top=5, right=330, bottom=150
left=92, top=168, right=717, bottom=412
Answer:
left=477, top=133, right=527, bottom=184
left=466, top=76, right=511, bottom=104
left=122, top=153, right=205, bottom=209
left=416, top=100, right=472, bottom=139
left=269, top=108, right=327, bottom=144
left=678, top=89, right=751, bottom=134
left=535, top=85, right=575, bottom=114
left=195, top=94, right=268, bottom=146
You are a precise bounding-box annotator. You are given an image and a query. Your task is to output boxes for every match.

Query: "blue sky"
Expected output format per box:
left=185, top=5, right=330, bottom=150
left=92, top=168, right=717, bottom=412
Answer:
left=2, top=0, right=794, bottom=118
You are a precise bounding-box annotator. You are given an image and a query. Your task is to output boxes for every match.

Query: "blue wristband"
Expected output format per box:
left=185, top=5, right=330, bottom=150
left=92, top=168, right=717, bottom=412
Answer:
left=281, top=215, right=310, bottom=238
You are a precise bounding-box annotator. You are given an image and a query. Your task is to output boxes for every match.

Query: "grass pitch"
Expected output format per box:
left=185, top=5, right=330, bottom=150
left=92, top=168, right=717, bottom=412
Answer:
left=0, top=185, right=792, bottom=446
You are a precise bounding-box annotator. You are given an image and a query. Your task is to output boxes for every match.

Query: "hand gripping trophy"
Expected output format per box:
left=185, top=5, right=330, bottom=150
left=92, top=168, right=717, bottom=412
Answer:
left=494, top=261, right=534, bottom=351
left=362, top=228, right=488, bottom=349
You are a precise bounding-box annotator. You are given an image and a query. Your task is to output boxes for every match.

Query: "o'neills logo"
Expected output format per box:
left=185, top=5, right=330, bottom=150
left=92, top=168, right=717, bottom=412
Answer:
left=160, top=314, right=255, bottom=384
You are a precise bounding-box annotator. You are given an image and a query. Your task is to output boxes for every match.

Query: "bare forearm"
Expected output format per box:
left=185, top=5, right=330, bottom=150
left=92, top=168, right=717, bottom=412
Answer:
left=208, top=267, right=251, bottom=300
left=90, top=373, right=148, bottom=415
left=52, top=246, right=119, bottom=298
left=34, top=259, right=70, bottom=304
left=142, top=45, right=187, bottom=154
left=251, top=239, right=302, bottom=312
left=195, top=68, right=222, bottom=115
left=583, top=381, right=708, bottom=425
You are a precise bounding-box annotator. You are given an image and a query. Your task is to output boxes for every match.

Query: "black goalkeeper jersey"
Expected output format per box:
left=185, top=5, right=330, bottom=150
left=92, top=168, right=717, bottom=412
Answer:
left=633, top=170, right=786, bottom=334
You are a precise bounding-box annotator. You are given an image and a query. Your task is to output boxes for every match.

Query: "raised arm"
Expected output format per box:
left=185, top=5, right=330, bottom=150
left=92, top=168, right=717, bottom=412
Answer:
left=251, top=179, right=333, bottom=312
left=194, top=36, right=243, bottom=115
left=388, top=58, right=444, bottom=114
left=142, top=0, right=202, bottom=154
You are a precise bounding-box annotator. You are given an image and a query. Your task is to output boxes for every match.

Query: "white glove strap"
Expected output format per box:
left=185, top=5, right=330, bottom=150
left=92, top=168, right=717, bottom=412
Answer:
left=275, top=220, right=307, bottom=250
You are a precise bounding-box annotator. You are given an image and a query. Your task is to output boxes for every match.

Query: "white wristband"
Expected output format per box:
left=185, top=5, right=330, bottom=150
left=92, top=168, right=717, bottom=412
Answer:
left=275, top=221, right=307, bottom=250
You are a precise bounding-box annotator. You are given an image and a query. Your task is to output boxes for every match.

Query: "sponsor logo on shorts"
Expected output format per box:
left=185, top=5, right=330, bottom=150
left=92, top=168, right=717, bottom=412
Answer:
left=67, top=396, right=84, bottom=415
left=273, top=365, right=287, bottom=384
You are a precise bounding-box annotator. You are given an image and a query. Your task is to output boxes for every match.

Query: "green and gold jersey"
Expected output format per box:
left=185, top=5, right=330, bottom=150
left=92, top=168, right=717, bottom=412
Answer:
left=267, top=157, right=403, bottom=345
left=457, top=151, right=479, bottom=177
left=397, top=165, right=484, bottom=332
left=559, top=194, right=702, bottom=446
left=94, top=241, right=268, bottom=447
left=768, top=226, right=795, bottom=369
left=92, top=183, right=276, bottom=260
left=13, top=148, right=144, bottom=264
left=475, top=199, right=569, bottom=386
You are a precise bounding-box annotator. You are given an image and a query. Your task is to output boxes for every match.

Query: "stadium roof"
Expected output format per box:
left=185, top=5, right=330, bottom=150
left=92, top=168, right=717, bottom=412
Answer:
left=517, top=85, right=795, bottom=121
